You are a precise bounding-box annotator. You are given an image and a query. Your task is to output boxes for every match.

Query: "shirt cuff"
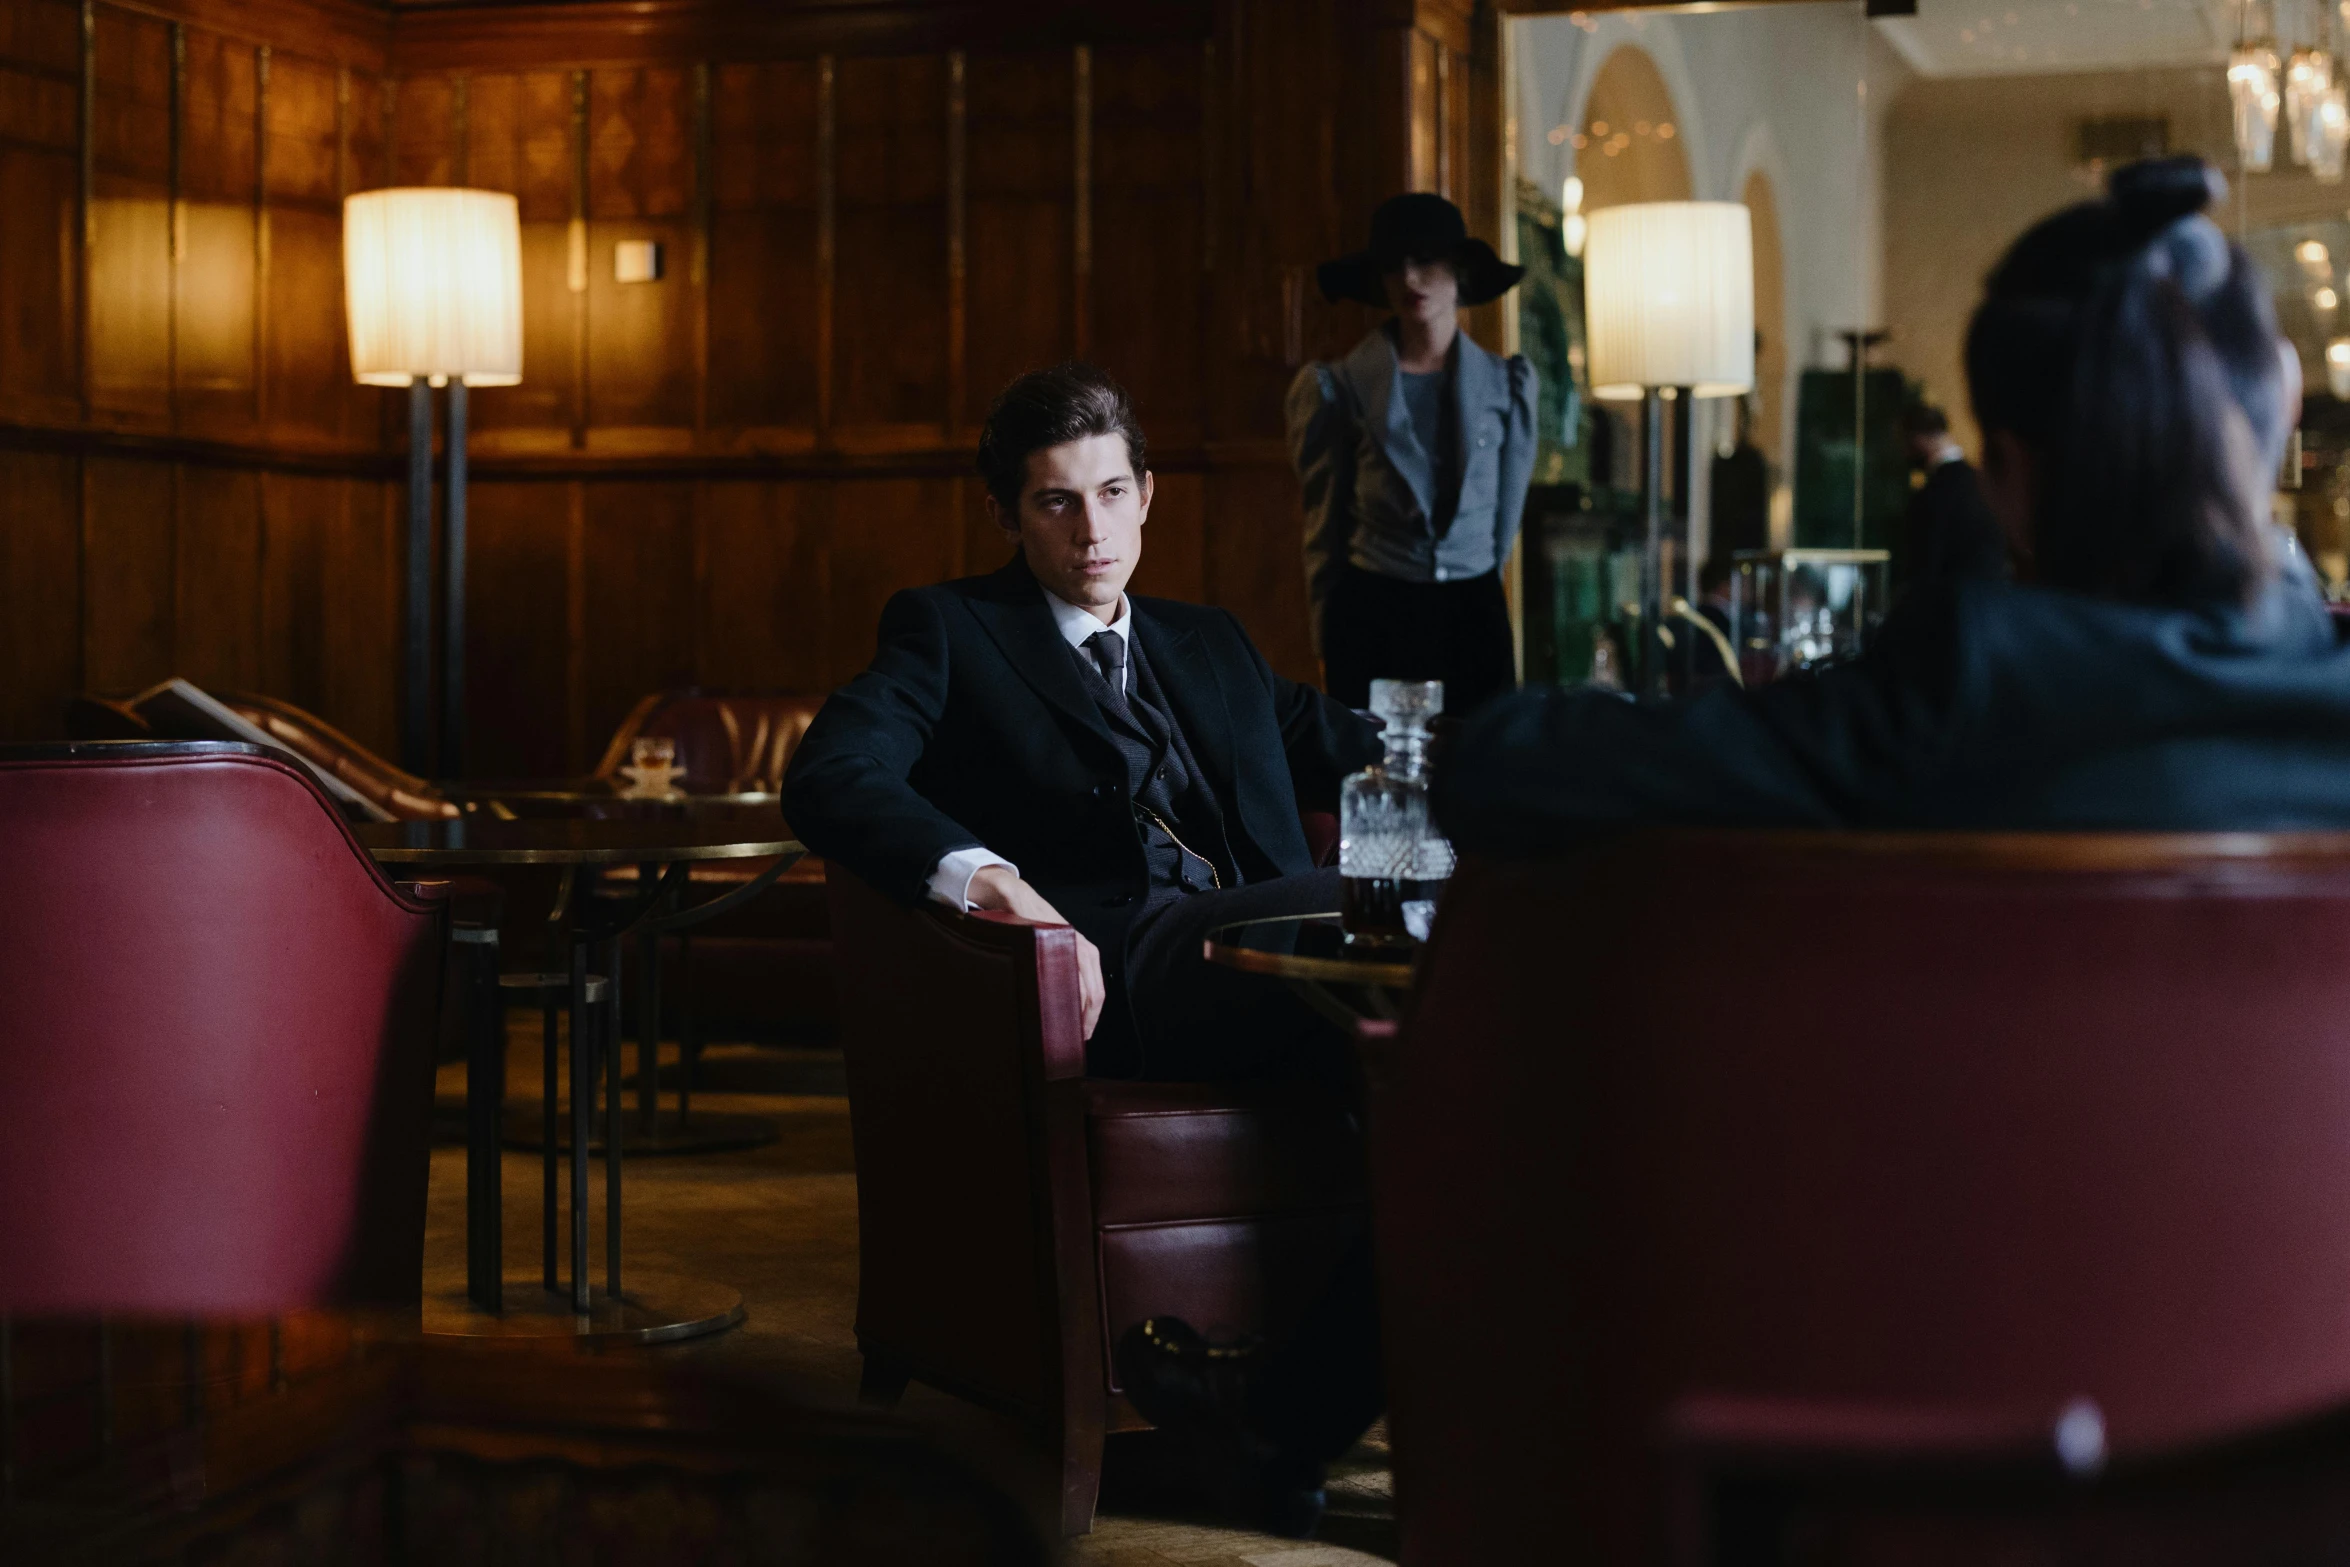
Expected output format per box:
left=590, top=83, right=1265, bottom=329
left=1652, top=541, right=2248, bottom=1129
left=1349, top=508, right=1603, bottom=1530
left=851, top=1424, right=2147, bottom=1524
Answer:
left=927, top=847, right=1018, bottom=911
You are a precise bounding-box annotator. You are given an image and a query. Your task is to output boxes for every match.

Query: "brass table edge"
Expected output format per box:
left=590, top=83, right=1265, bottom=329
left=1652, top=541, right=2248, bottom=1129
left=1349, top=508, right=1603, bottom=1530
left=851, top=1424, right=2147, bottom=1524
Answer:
left=360, top=837, right=803, bottom=866
left=1202, top=912, right=1416, bottom=990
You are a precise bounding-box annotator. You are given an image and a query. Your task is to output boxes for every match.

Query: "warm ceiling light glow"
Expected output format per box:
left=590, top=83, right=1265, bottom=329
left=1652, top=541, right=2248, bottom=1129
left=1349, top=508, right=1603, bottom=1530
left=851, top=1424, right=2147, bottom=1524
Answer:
left=2329, top=337, right=2350, bottom=398
left=1561, top=175, right=1585, bottom=215
left=2319, top=286, right=2340, bottom=310
left=1584, top=201, right=1756, bottom=400
left=2301, top=239, right=2333, bottom=267
left=343, top=187, right=524, bottom=388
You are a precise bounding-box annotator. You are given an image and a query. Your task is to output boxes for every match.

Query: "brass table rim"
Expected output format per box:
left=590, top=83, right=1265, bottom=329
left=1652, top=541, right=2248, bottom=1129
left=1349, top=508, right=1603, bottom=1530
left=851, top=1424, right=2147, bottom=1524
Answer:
left=439, top=784, right=783, bottom=806
left=1202, top=911, right=1417, bottom=990
left=354, top=833, right=802, bottom=866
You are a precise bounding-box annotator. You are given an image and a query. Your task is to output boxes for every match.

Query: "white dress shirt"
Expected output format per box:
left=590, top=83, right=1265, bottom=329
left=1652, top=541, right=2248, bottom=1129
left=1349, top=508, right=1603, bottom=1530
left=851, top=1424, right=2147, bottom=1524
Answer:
left=925, top=589, right=1131, bottom=910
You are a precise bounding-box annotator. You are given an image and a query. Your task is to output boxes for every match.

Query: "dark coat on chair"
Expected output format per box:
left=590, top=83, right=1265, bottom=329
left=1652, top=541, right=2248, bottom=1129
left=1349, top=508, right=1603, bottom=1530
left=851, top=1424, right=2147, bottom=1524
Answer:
left=1439, top=563, right=2350, bottom=844
left=784, top=554, right=1381, bottom=1062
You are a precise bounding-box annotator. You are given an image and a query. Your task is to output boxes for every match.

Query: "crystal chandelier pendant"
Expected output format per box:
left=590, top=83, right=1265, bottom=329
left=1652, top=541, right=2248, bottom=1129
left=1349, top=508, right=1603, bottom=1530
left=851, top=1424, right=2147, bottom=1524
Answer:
left=2288, top=46, right=2334, bottom=164
left=2233, top=39, right=2283, bottom=172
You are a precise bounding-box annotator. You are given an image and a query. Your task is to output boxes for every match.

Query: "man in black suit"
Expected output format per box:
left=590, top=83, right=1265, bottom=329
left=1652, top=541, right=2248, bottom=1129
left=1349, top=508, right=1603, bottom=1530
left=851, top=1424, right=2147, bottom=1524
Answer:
left=1895, top=399, right=2007, bottom=597
left=783, top=362, right=1381, bottom=1080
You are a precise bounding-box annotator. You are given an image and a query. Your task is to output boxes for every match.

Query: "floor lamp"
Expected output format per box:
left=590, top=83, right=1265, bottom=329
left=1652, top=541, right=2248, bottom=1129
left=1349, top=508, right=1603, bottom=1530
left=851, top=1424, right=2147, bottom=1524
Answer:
left=343, top=187, right=524, bottom=779
left=1584, top=201, right=1755, bottom=699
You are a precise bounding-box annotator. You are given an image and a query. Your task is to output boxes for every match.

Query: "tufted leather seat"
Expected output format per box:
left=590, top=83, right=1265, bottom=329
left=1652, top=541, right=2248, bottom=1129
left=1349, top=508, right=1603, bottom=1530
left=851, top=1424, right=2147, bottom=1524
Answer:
left=594, top=689, right=821, bottom=797
left=217, top=691, right=462, bottom=820
left=0, top=741, right=446, bottom=1314
left=601, top=690, right=832, bottom=1041
left=1383, top=835, right=2350, bottom=1565
left=827, top=865, right=1366, bottom=1536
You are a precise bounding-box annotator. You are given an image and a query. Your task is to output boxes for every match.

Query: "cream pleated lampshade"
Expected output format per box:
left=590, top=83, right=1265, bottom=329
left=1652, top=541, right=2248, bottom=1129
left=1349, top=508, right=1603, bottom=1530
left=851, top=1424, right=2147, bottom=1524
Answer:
left=1584, top=200, right=1755, bottom=399
left=342, top=187, right=524, bottom=388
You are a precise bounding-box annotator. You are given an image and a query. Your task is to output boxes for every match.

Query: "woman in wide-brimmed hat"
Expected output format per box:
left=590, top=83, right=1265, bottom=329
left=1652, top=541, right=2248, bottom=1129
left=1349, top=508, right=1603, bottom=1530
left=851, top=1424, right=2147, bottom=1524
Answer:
left=1288, top=192, right=1537, bottom=718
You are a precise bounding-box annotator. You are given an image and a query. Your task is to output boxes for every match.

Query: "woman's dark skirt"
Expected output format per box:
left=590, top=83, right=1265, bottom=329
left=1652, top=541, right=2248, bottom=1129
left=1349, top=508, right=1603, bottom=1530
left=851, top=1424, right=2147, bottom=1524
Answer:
left=1320, top=562, right=1517, bottom=719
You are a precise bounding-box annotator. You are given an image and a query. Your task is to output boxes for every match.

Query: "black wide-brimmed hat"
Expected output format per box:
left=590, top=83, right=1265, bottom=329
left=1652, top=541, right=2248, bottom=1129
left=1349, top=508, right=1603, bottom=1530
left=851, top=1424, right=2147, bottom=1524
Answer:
left=1317, top=192, right=1526, bottom=309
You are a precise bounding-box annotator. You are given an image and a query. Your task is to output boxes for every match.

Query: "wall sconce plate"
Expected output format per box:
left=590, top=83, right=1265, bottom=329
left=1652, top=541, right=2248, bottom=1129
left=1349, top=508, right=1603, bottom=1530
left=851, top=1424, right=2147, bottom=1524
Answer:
left=614, top=240, right=665, bottom=283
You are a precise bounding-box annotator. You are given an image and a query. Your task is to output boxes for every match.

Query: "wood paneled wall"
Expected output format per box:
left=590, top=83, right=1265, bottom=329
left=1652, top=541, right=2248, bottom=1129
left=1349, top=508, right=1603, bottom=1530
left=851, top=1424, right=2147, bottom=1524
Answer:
left=0, top=0, right=1496, bottom=776
left=0, top=0, right=400, bottom=750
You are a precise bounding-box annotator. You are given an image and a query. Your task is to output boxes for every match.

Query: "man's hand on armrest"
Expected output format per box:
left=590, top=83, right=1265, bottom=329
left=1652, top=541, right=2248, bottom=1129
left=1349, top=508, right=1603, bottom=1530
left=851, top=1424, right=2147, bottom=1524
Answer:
left=965, top=865, right=1107, bottom=1043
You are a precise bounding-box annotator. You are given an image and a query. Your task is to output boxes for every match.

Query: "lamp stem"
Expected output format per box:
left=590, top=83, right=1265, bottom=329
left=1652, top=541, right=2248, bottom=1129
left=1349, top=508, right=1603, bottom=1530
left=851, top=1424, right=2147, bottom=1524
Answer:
left=403, top=377, right=433, bottom=775
left=442, top=377, right=468, bottom=780
left=1641, top=385, right=1666, bottom=699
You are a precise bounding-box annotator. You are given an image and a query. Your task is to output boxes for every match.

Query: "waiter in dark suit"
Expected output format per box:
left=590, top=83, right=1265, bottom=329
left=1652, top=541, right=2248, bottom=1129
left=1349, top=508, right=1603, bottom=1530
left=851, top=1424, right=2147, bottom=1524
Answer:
left=783, top=362, right=1382, bottom=1080
left=1895, top=398, right=2008, bottom=597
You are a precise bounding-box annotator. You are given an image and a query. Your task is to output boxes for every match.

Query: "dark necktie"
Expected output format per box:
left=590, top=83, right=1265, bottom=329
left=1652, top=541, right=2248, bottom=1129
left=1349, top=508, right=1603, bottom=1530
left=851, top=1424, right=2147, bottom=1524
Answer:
left=1083, top=629, right=1126, bottom=706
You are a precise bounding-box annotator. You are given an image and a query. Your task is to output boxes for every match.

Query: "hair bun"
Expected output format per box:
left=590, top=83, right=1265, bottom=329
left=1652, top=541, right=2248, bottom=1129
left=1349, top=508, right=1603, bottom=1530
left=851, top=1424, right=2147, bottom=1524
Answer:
left=2108, top=156, right=2226, bottom=229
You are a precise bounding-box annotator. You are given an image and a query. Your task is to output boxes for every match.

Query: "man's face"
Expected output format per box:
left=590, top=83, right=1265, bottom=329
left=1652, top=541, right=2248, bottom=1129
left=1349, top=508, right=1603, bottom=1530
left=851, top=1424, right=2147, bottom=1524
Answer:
left=994, top=431, right=1153, bottom=619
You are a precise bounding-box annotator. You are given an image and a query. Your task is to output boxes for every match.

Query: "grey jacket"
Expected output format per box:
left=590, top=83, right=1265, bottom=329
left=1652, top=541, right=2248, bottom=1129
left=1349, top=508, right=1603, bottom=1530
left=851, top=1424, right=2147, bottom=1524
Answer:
left=1288, top=324, right=1538, bottom=643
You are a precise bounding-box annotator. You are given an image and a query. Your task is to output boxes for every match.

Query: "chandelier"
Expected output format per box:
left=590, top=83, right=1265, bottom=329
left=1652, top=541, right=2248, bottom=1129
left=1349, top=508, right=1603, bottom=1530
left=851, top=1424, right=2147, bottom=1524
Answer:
left=2235, top=0, right=2350, bottom=181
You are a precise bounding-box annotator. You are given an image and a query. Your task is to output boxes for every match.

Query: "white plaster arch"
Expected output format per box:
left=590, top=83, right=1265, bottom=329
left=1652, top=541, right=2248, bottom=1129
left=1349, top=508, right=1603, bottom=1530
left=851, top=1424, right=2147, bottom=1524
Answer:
left=1553, top=24, right=1719, bottom=199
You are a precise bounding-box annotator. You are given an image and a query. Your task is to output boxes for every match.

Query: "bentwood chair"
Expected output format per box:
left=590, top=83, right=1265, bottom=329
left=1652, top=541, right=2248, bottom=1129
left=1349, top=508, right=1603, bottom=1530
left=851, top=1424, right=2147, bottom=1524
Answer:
left=1383, top=834, right=2350, bottom=1565
left=827, top=866, right=1368, bottom=1536
left=0, top=741, right=447, bottom=1314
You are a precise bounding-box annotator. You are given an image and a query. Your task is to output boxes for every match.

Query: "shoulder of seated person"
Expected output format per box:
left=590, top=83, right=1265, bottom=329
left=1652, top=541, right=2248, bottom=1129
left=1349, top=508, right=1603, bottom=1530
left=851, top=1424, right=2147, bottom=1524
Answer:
left=1128, top=593, right=1232, bottom=632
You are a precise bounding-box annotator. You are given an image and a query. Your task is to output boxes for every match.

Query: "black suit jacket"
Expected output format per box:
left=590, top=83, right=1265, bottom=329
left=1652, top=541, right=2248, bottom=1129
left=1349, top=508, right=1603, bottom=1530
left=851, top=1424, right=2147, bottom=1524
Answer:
left=784, top=555, right=1380, bottom=1051
left=1895, top=458, right=2007, bottom=598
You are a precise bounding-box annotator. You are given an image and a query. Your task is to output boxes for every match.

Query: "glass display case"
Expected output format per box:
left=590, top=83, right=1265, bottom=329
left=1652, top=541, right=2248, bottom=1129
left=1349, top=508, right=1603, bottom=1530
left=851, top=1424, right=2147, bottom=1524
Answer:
left=1727, top=549, right=1890, bottom=685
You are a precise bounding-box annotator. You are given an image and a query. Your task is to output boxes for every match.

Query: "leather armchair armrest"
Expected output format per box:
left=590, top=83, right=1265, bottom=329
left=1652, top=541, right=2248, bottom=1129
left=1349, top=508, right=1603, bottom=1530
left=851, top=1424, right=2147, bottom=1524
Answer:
left=938, top=906, right=1089, bottom=1083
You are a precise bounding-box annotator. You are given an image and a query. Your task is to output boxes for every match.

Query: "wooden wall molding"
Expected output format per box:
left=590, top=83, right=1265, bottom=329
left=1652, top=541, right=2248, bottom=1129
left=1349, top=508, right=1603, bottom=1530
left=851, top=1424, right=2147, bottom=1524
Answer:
left=97, top=0, right=388, bottom=68
left=388, top=0, right=1212, bottom=73
left=0, top=416, right=1291, bottom=480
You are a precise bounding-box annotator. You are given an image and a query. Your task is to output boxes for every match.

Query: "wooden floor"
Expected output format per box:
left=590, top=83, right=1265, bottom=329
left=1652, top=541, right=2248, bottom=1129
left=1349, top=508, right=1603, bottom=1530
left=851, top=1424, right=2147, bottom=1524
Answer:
left=425, top=1032, right=1398, bottom=1565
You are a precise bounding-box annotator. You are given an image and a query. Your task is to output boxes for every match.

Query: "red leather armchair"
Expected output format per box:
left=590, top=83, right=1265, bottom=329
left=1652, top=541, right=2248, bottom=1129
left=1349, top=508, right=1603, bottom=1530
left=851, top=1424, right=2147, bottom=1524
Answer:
left=827, top=867, right=1367, bottom=1536
left=1381, top=834, right=2350, bottom=1565
left=0, top=741, right=447, bottom=1314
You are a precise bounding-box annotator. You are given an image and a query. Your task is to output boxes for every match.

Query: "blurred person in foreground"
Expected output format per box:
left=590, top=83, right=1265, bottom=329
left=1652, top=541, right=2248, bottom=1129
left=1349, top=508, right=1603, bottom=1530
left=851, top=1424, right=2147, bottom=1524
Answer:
left=1440, top=156, right=2350, bottom=846
left=1123, top=156, right=2350, bottom=1539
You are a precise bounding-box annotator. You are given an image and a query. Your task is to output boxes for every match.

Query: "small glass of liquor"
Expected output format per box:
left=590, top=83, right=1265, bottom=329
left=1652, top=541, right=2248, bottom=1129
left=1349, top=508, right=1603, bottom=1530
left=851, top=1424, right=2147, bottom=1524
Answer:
left=1340, top=679, right=1443, bottom=948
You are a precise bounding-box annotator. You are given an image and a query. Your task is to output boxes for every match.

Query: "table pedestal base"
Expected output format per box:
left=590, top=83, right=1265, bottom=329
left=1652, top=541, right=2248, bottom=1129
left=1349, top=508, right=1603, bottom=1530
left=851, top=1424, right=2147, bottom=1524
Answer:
left=421, top=1271, right=746, bottom=1345
left=498, top=1105, right=779, bottom=1156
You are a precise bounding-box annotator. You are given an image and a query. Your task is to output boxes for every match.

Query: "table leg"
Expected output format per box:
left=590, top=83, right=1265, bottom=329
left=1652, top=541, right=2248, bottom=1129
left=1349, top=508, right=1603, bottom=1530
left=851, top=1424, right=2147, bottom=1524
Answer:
left=637, top=862, right=660, bottom=1139
left=678, top=931, right=695, bottom=1127
left=605, top=933, right=624, bottom=1300
left=460, top=927, right=503, bottom=1312
left=541, top=993, right=558, bottom=1293
left=569, top=938, right=591, bottom=1315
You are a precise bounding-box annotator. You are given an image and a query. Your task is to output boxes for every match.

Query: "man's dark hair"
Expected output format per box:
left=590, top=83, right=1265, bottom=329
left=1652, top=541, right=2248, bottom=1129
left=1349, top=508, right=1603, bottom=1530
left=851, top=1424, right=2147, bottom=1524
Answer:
left=976, top=362, right=1148, bottom=513
left=1898, top=398, right=1950, bottom=440
left=1963, top=156, right=2285, bottom=608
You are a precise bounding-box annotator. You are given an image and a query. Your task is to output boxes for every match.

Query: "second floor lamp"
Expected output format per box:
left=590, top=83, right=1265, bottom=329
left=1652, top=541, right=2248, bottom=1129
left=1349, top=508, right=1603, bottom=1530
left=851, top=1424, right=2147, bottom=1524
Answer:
left=1585, top=200, right=1755, bottom=699
left=343, top=187, right=523, bottom=778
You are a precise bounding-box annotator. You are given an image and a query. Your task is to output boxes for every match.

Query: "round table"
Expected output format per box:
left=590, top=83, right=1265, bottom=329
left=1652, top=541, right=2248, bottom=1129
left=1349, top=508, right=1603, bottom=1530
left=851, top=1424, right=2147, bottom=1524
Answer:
left=1201, top=912, right=1417, bottom=1031
left=441, top=777, right=781, bottom=811
left=354, top=816, right=803, bottom=1345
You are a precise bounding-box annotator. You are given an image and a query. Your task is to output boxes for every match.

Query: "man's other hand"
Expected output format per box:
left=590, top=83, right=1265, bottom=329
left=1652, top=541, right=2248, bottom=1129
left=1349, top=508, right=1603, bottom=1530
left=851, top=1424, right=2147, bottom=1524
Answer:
left=965, top=866, right=1107, bottom=1041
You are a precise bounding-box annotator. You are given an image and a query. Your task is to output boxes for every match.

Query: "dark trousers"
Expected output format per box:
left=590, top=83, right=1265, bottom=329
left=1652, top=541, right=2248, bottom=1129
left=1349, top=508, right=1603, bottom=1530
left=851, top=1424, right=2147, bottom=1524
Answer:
left=1123, top=866, right=1352, bottom=1085
left=1125, top=865, right=1384, bottom=1469
left=1321, top=563, right=1517, bottom=720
